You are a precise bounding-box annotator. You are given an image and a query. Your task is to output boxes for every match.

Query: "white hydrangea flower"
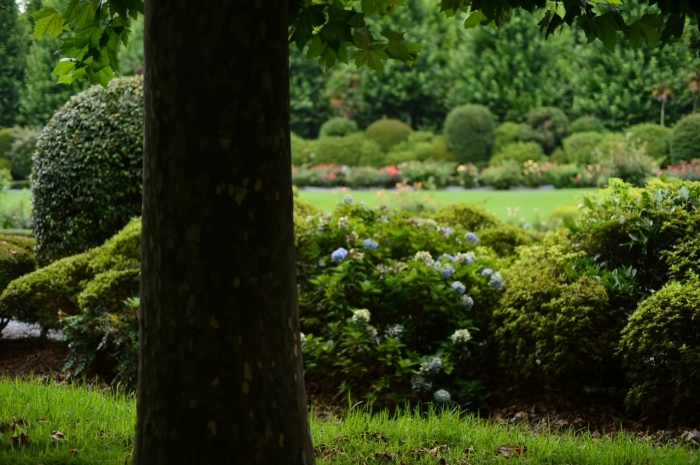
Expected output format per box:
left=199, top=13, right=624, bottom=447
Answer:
left=414, top=251, right=434, bottom=267
left=385, top=324, right=404, bottom=339
left=433, top=389, right=451, bottom=403
left=451, top=329, right=472, bottom=345
left=337, top=216, right=350, bottom=231
left=365, top=325, right=378, bottom=338
left=351, top=309, right=371, bottom=324
left=454, top=252, right=476, bottom=265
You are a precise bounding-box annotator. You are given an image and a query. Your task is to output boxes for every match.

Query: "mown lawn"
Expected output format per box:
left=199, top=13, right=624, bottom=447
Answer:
left=1, top=378, right=697, bottom=464
left=2, top=190, right=31, bottom=211
left=298, top=188, right=597, bottom=224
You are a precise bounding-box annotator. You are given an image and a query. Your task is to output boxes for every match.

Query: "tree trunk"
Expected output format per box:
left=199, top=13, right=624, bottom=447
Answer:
left=693, top=93, right=697, bottom=114
left=135, top=1, right=314, bottom=463
left=660, top=100, right=666, bottom=127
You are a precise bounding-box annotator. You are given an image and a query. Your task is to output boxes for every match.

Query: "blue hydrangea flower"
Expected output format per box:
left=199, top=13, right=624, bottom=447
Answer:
left=441, top=264, right=455, bottom=279
left=362, top=239, right=378, bottom=250
left=341, top=195, right=354, bottom=204
left=331, top=247, right=348, bottom=262
left=489, top=272, right=505, bottom=290
left=433, top=389, right=451, bottom=403
left=438, top=227, right=454, bottom=237
left=451, top=281, right=466, bottom=295
left=439, top=253, right=455, bottom=263
left=420, top=357, right=443, bottom=376
left=461, top=295, right=474, bottom=310
left=410, top=375, right=432, bottom=393
left=464, top=232, right=479, bottom=244
left=481, top=268, right=493, bottom=277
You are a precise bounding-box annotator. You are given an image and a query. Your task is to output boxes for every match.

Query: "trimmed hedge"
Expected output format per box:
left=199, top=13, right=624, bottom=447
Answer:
left=0, top=240, right=37, bottom=294
left=669, top=114, right=700, bottom=165
left=313, top=134, right=384, bottom=167
left=319, top=117, right=358, bottom=138
left=430, top=203, right=500, bottom=232
left=365, top=118, right=413, bottom=152
left=444, top=104, right=495, bottom=164
left=32, top=76, right=144, bottom=265
left=569, top=115, right=605, bottom=134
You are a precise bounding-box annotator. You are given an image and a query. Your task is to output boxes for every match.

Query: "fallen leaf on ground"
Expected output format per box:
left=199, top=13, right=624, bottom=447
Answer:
left=50, top=430, right=66, bottom=440
left=497, top=443, right=527, bottom=458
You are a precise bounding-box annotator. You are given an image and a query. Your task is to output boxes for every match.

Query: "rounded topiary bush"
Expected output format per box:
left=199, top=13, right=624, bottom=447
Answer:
left=319, top=117, right=358, bottom=138
left=562, top=131, right=604, bottom=165
left=478, top=224, right=538, bottom=257
left=493, top=122, right=522, bottom=153
left=625, top=123, right=671, bottom=164
left=520, top=107, right=569, bottom=154
left=619, top=275, right=700, bottom=419
left=313, top=133, right=384, bottom=167
left=365, top=118, right=413, bottom=152
left=489, top=141, right=541, bottom=166
left=32, top=76, right=144, bottom=264
left=444, top=104, right=495, bottom=164
left=431, top=203, right=500, bottom=232
left=669, top=114, right=700, bottom=165
left=569, top=115, right=605, bottom=134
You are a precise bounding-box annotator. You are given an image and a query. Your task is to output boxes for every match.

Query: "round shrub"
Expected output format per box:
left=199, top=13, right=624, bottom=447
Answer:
left=520, top=107, right=569, bottom=154
left=480, top=161, right=522, bottom=190
left=600, top=135, right=657, bottom=187
left=0, top=128, right=16, bottom=159
left=32, top=76, right=144, bottom=264
left=489, top=141, right=541, bottom=166
left=431, top=203, right=500, bottom=232
left=428, top=136, right=456, bottom=161
left=444, top=104, right=495, bottom=164
left=7, top=126, right=41, bottom=180
left=618, top=275, right=700, bottom=419
left=669, top=113, right=700, bottom=165
left=569, top=115, right=605, bottom=134
left=478, top=225, right=538, bottom=257
left=0, top=240, right=37, bottom=293
left=493, top=122, right=522, bottom=153
left=319, top=117, right=358, bottom=138
left=625, top=123, right=671, bottom=163
left=385, top=131, right=436, bottom=165
left=365, top=118, right=413, bottom=152
left=313, top=133, right=384, bottom=167
left=562, top=131, right=604, bottom=165
left=291, top=132, right=316, bottom=166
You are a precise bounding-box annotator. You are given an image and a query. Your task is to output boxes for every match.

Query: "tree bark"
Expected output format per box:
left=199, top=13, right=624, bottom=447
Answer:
left=135, top=1, right=314, bottom=463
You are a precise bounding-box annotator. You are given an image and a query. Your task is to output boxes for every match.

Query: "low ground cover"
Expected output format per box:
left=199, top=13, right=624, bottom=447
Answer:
left=298, top=187, right=594, bottom=224
left=0, top=378, right=697, bottom=465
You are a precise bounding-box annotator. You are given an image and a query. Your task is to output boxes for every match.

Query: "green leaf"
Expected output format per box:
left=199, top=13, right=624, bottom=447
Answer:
left=629, top=14, right=662, bottom=49
left=33, top=7, right=65, bottom=39
left=660, top=14, right=684, bottom=45
left=305, top=35, right=326, bottom=60
left=463, top=10, right=486, bottom=29
left=593, top=11, right=619, bottom=52
left=51, top=60, right=76, bottom=76
left=354, top=45, right=388, bottom=74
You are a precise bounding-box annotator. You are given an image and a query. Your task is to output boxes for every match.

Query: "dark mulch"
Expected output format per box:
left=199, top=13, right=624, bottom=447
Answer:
left=0, top=337, right=70, bottom=381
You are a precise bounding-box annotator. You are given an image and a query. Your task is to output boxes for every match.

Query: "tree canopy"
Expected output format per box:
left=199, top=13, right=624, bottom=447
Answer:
left=32, top=0, right=700, bottom=86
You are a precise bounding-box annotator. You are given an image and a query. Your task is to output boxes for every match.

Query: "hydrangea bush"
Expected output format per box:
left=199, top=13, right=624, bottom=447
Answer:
left=297, top=199, right=508, bottom=405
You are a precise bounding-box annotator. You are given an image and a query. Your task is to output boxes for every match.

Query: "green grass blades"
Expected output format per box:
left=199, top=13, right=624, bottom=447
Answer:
left=298, top=188, right=596, bottom=224
left=0, top=377, right=135, bottom=465
left=310, top=405, right=700, bottom=465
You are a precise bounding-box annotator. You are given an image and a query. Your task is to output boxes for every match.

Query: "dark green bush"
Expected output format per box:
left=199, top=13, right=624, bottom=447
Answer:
left=489, top=142, right=541, bottom=166
left=480, top=161, right=522, bottom=190
left=0, top=157, right=11, bottom=172
left=562, top=131, right=604, bottom=165
left=313, top=134, right=384, bottom=167
left=618, top=275, right=700, bottom=419
left=493, top=235, right=619, bottom=387
left=428, top=136, right=456, bottom=161
left=669, top=113, right=700, bottom=165
left=77, top=269, right=140, bottom=316
left=7, top=127, right=41, bottom=180
left=291, top=132, right=316, bottom=166
left=32, top=76, right=144, bottom=264
left=625, top=123, right=671, bottom=164
left=493, top=122, right=522, bottom=153
left=569, top=115, right=605, bottom=134
left=478, top=225, right=538, bottom=257
left=319, top=117, right=358, bottom=138
left=520, top=107, right=569, bottom=154
left=385, top=131, right=436, bottom=165
left=365, top=119, right=413, bottom=152
left=444, top=105, right=495, bottom=164
left=0, top=128, right=15, bottom=158
left=0, top=240, right=37, bottom=295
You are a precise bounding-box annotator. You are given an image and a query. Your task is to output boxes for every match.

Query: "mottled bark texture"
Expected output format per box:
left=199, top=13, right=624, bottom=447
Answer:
left=135, top=1, right=314, bottom=463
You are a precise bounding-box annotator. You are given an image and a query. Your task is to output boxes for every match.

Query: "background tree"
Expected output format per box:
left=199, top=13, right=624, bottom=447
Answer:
left=652, top=81, right=675, bottom=126
left=0, top=0, right=27, bottom=128
left=688, top=70, right=700, bottom=113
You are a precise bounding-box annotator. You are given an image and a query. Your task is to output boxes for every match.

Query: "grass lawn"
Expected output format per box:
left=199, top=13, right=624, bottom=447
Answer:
left=298, top=188, right=598, bottom=224
left=2, top=190, right=32, bottom=210
left=1, top=378, right=697, bottom=464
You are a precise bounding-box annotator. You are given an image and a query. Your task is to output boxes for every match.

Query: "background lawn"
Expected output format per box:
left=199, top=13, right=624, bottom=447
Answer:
left=299, top=187, right=598, bottom=224
left=2, top=190, right=32, bottom=210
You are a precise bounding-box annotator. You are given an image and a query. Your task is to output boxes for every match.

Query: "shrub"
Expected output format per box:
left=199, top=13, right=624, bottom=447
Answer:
left=430, top=203, right=500, bottom=232
left=444, top=105, right=495, bottom=164
left=625, top=123, right=671, bottom=164
left=493, top=235, right=619, bottom=387
left=480, top=161, right=521, bottom=190
left=292, top=164, right=349, bottom=187
left=291, top=132, right=316, bottom=166
left=598, top=135, right=657, bottom=187
left=346, top=166, right=390, bottom=188
left=0, top=234, right=35, bottom=254
left=0, top=128, right=14, bottom=158
left=32, top=77, right=143, bottom=264
left=365, top=119, right=413, bottom=152
left=618, top=275, right=700, bottom=419
left=569, top=115, right=605, bottom=134
left=493, top=122, right=522, bottom=153
left=313, top=134, right=385, bottom=167
left=385, top=131, right=436, bottom=165
left=455, top=163, right=479, bottom=188
left=0, top=157, right=10, bottom=172
left=398, top=160, right=456, bottom=189
left=669, top=113, right=700, bottom=165
left=542, top=163, right=583, bottom=188
left=562, top=131, right=604, bottom=165
left=319, top=117, right=358, bottom=138
left=478, top=224, right=537, bottom=257
left=0, top=240, right=37, bottom=300
left=521, top=160, right=545, bottom=188
left=519, top=107, right=569, bottom=154
left=297, top=201, right=506, bottom=404
left=489, top=142, right=541, bottom=167
left=7, top=126, right=41, bottom=180
left=428, top=136, right=456, bottom=161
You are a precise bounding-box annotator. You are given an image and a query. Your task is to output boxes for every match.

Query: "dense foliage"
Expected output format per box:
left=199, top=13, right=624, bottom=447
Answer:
left=319, top=117, right=359, bottom=138
left=0, top=0, right=26, bottom=128
left=365, top=119, right=413, bottom=152
left=669, top=114, right=700, bottom=165
left=32, top=77, right=143, bottom=264
left=444, top=104, right=494, bottom=165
